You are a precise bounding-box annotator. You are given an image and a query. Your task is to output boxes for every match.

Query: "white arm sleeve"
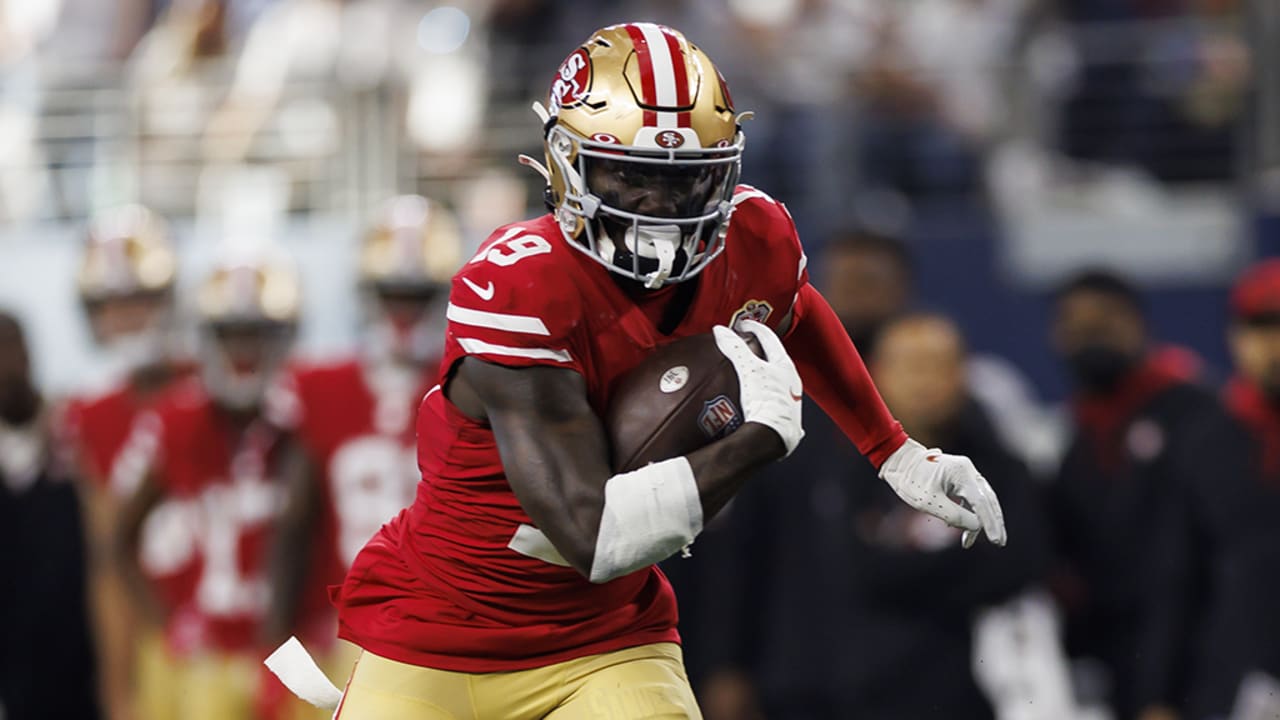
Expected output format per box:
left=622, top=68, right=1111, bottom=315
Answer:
left=589, top=457, right=703, bottom=584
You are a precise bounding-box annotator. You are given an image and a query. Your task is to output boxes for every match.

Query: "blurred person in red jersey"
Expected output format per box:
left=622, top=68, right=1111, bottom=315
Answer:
left=1137, top=259, right=1280, bottom=720
left=60, top=204, right=191, bottom=720
left=1046, top=268, right=1218, bottom=718
left=114, top=249, right=302, bottom=720
left=0, top=311, right=100, bottom=720
left=258, top=196, right=464, bottom=717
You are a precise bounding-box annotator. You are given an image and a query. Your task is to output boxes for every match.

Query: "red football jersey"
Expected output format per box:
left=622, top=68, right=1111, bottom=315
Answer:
left=115, top=379, right=291, bottom=654
left=64, top=384, right=144, bottom=486
left=64, top=376, right=204, bottom=612
left=285, top=359, right=436, bottom=645
left=333, top=187, right=808, bottom=672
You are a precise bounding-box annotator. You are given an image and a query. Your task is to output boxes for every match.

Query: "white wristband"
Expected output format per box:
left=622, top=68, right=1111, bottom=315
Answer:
left=589, top=457, right=703, bottom=583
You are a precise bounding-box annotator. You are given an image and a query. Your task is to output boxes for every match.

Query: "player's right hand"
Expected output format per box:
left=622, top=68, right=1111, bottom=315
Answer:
left=713, top=320, right=804, bottom=457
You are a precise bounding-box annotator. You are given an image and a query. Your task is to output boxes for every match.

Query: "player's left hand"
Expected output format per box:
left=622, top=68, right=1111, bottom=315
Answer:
left=878, top=438, right=1007, bottom=548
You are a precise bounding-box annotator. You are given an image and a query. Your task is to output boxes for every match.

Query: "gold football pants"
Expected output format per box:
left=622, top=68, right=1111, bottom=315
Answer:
left=334, top=642, right=702, bottom=719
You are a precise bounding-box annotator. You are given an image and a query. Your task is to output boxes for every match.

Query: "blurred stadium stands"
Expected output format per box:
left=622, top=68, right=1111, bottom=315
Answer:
left=0, top=0, right=1267, bottom=401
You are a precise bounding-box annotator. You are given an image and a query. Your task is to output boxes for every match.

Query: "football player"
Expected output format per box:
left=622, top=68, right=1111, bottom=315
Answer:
left=282, top=23, right=1006, bottom=719
left=260, top=196, right=463, bottom=717
left=60, top=205, right=191, bottom=720
left=114, top=250, right=301, bottom=720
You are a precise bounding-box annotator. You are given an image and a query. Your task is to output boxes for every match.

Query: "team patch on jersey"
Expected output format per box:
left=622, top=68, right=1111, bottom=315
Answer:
left=698, top=395, right=742, bottom=439
left=730, top=299, right=773, bottom=332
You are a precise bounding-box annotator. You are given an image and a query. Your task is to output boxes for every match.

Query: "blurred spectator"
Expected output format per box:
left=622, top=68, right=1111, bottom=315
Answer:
left=61, top=205, right=190, bottom=720
left=694, top=312, right=1049, bottom=720
left=1046, top=268, right=1216, bottom=717
left=113, top=250, right=301, bottom=720
left=819, top=229, right=1062, bottom=474
left=1139, top=259, right=1280, bottom=720
left=854, top=0, right=1031, bottom=200
left=1054, top=0, right=1247, bottom=182
left=203, top=0, right=490, bottom=166
left=0, top=311, right=100, bottom=720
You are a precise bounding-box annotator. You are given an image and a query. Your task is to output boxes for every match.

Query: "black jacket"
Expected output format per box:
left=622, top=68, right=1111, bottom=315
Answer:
left=0, top=462, right=100, bottom=720
left=669, top=399, right=1048, bottom=720
left=1141, top=380, right=1280, bottom=719
left=1050, top=374, right=1219, bottom=717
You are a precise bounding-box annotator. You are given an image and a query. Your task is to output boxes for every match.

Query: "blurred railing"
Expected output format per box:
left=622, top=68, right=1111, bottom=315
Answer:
left=0, top=12, right=1255, bottom=230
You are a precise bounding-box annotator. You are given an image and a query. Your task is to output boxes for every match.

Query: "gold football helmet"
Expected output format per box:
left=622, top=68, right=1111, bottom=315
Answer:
left=532, top=23, right=745, bottom=288
left=359, top=195, right=462, bottom=368
left=195, top=249, right=299, bottom=410
left=78, top=205, right=180, bottom=373
left=78, top=204, right=177, bottom=303
left=359, top=195, right=463, bottom=295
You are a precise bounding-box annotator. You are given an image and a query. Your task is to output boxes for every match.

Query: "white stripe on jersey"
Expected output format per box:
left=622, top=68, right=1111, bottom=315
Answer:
left=637, top=23, right=678, bottom=128
left=447, top=303, right=551, bottom=336
left=732, top=187, right=771, bottom=206
left=798, top=252, right=808, bottom=280
left=457, top=337, right=573, bottom=363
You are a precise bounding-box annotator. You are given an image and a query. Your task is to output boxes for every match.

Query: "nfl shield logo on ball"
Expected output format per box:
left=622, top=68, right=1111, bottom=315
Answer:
left=731, top=299, right=773, bottom=332
left=698, top=395, right=742, bottom=439
left=659, top=365, right=689, bottom=393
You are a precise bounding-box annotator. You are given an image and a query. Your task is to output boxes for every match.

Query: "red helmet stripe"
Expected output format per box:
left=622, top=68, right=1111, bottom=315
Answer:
left=659, top=28, right=692, bottom=128
left=624, top=24, right=659, bottom=126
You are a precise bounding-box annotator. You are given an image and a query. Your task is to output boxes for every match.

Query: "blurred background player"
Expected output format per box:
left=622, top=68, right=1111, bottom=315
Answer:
left=1046, top=269, right=1217, bottom=718
left=695, top=312, right=1052, bottom=720
left=60, top=204, right=188, bottom=720
left=262, top=195, right=463, bottom=714
left=114, top=249, right=301, bottom=720
left=0, top=311, right=100, bottom=720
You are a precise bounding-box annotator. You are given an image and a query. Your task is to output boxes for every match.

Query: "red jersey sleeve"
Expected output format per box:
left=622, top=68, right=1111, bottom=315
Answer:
left=726, top=185, right=809, bottom=334
left=441, top=224, right=586, bottom=377
left=784, top=283, right=907, bottom=467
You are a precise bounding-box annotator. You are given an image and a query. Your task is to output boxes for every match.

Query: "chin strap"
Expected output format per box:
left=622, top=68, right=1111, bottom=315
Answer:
left=531, top=100, right=551, bottom=124
left=517, top=154, right=551, bottom=183
left=643, top=235, right=679, bottom=288
left=517, top=102, right=555, bottom=183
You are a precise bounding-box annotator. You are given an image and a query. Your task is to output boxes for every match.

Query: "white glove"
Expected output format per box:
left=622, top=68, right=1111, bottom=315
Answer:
left=713, top=320, right=804, bottom=456
left=879, top=438, right=1007, bottom=548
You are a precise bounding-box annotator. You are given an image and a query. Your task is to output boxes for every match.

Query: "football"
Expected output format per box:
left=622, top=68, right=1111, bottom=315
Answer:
left=606, top=332, right=763, bottom=473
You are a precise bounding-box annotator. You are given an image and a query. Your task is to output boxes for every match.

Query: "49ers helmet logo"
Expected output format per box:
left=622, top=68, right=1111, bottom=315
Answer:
left=550, top=48, right=592, bottom=111
left=656, top=130, right=685, bottom=148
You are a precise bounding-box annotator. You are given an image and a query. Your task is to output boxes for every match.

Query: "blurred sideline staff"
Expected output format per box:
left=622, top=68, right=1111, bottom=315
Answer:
left=61, top=205, right=189, bottom=720
left=693, top=312, right=1049, bottom=720
left=113, top=250, right=303, bottom=720
left=817, top=230, right=1061, bottom=475
left=263, top=195, right=464, bottom=707
left=1046, top=269, right=1214, bottom=719
left=0, top=312, right=100, bottom=720
left=1142, top=260, right=1280, bottom=720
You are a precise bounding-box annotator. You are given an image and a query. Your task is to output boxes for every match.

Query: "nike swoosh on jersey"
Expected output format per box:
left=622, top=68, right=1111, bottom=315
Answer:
left=462, top=277, right=495, bottom=301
